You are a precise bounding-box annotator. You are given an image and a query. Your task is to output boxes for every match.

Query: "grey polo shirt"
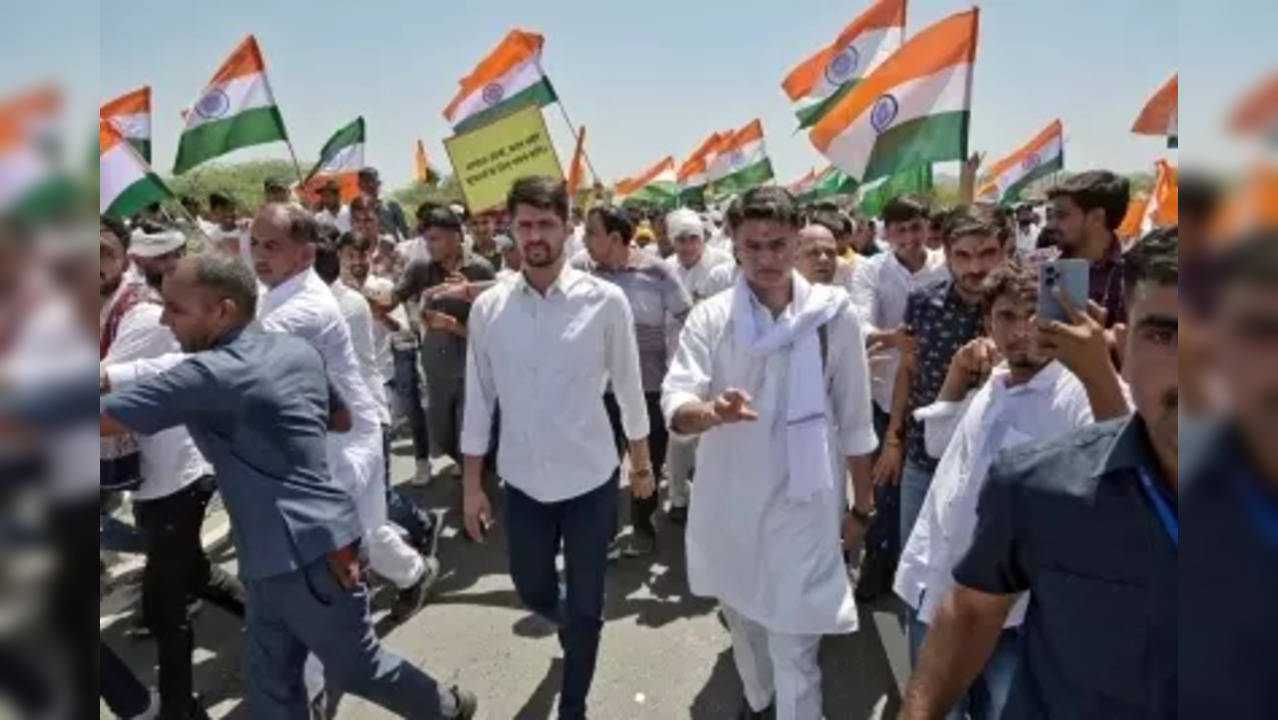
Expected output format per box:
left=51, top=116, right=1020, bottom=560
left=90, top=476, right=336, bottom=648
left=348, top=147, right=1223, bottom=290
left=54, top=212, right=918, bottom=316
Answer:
left=954, top=416, right=1176, bottom=718
left=101, top=327, right=362, bottom=581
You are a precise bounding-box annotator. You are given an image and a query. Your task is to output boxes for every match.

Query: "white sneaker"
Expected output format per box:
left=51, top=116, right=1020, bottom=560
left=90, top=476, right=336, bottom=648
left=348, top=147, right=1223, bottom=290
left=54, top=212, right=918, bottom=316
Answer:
left=410, top=459, right=432, bottom=487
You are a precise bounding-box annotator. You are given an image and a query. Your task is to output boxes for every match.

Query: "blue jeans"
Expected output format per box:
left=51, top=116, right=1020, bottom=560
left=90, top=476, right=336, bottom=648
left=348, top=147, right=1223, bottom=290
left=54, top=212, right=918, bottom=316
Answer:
left=381, top=426, right=432, bottom=547
left=909, top=611, right=1021, bottom=720
left=900, top=461, right=935, bottom=550
left=243, top=556, right=447, bottom=718
left=863, top=407, right=900, bottom=561
left=391, top=346, right=429, bottom=461
left=504, top=476, right=617, bottom=720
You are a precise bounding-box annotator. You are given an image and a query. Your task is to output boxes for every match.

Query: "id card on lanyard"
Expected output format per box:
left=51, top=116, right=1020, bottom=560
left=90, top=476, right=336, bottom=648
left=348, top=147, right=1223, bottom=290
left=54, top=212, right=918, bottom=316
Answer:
left=1138, top=468, right=1178, bottom=548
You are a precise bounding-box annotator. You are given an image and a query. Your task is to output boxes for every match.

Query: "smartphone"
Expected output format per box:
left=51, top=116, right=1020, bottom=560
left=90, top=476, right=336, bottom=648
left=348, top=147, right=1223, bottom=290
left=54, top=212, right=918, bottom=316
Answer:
left=1037, top=259, right=1089, bottom=323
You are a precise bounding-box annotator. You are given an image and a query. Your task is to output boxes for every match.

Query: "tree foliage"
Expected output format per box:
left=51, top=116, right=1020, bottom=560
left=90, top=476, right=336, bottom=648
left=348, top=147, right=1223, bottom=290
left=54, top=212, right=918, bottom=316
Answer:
left=164, top=159, right=301, bottom=214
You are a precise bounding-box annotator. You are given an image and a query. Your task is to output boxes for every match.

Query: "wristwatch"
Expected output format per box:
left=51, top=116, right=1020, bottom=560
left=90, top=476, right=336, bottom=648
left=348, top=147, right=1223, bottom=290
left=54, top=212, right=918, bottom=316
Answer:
left=849, top=505, right=877, bottom=525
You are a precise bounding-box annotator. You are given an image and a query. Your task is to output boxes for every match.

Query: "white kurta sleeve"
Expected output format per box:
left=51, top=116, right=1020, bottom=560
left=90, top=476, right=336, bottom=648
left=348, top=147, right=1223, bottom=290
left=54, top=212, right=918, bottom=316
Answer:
left=827, top=305, right=879, bottom=456
left=914, top=390, right=977, bottom=459
left=846, top=257, right=880, bottom=332
left=661, top=302, right=715, bottom=436
left=459, top=297, right=497, bottom=457
left=604, top=288, right=650, bottom=441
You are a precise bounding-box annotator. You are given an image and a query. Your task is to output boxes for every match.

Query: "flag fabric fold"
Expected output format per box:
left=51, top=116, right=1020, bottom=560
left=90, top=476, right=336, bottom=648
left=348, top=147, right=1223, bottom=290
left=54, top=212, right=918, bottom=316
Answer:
left=708, top=119, right=775, bottom=198
left=677, top=131, right=724, bottom=206
left=100, top=119, right=173, bottom=218
left=443, top=30, right=558, bottom=133
left=856, top=163, right=932, bottom=217
left=976, top=119, right=1064, bottom=204
left=173, top=35, right=290, bottom=174
left=811, top=8, right=978, bottom=185
left=797, top=165, right=858, bottom=203
left=101, top=86, right=152, bottom=162
left=615, top=156, right=677, bottom=205
left=1131, top=74, right=1178, bottom=148
left=298, top=117, right=364, bottom=202
left=782, top=0, right=907, bottom=130
left=1141, top=158, right=1178, bottom=233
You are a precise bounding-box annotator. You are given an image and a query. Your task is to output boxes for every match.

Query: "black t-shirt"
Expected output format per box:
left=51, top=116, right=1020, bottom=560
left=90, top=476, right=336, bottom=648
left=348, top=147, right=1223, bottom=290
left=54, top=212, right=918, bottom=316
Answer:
left=394, top=256, right=495, bottom=380
left=1180, top=424, right=1278, bottom=719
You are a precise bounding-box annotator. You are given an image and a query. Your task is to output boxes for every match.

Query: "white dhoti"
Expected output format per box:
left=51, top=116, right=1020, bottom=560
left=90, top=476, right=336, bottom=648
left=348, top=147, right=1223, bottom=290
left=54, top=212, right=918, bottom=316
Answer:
left=723, top=604, right=824, bottom=720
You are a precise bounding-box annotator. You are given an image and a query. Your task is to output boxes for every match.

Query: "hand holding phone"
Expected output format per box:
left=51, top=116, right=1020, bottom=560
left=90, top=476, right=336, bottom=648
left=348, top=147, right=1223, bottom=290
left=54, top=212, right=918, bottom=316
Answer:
left=1037, top=259, right=1089, bottom=323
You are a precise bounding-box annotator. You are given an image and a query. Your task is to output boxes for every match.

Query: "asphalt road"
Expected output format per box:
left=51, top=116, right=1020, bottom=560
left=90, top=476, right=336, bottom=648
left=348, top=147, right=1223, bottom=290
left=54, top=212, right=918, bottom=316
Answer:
left=100, top=441, right=908, bottom=719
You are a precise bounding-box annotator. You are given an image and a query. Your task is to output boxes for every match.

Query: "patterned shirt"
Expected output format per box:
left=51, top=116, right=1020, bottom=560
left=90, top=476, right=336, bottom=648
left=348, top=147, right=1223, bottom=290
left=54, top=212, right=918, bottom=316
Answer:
left=572, top=249, right=692, bottom=391
left=903, top=279, right=986, bottom=471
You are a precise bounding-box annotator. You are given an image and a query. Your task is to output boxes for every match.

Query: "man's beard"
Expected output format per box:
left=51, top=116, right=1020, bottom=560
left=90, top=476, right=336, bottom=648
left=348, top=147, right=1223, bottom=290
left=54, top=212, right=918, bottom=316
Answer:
left=523, top=242, right=561, bottom=268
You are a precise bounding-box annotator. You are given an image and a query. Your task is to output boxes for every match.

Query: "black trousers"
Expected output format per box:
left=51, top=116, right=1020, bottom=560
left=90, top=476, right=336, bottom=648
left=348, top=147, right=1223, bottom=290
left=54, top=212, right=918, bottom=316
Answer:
left=602, top=391, right=669, bottom=539
left=134, top=477, right=246, bottom=719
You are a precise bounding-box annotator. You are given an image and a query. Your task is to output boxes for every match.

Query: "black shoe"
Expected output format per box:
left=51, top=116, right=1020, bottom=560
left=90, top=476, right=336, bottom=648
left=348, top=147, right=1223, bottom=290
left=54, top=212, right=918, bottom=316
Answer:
left=667, top=504, right=688, bottom=526
left=449, top=685, right=478, bottom=719
left=391, top=557, right=440, bottom=621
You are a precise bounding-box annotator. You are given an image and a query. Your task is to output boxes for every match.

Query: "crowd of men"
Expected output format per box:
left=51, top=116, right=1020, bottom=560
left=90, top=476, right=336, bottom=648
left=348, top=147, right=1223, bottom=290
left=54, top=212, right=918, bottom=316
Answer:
left=79, top=161, right=1277, bottom=720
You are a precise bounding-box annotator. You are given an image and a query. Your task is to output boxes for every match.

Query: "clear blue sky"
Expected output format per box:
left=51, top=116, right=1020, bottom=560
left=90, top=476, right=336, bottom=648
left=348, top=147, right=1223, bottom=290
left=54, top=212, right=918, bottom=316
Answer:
left=34, top=0, right=1278, bottom=190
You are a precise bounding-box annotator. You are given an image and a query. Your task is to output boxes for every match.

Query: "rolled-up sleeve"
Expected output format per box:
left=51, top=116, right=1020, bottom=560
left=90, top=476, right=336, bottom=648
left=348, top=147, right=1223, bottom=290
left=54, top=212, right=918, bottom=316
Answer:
left=101, top=359, right=221, bottom=435
left=604, top=289, right=649, bottom=440
left=828, top=306, right=879, bottom=456
left=104, top=352, right=190, bottom=391
left=661, top=302, right=714, bottom=437
left=459, top=296, right=497, bottom=456
left=952, top=458, right=1030, bottom=595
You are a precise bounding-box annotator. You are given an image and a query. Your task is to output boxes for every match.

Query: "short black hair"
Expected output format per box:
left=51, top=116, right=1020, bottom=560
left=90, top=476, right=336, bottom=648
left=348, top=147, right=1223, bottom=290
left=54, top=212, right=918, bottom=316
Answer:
left=208, top=191, right=234, bottom=211
left=506, top=175, right=568, bottom=222
left=724, top=197, right=744, bottom=231
left=100, top=215, right=131, bottom=250
left=415, top=201, right=440, bottom=222
left=941, top=205, right=1012, bottom=249
left=979, top=264, right=1037, bottom=315
left=881, top=194, right=930, bottom=226
left=928, top=210, right=946, bottom=231
left=738, top=186, right=801, bottom=229
left=807, top=210, right=845, bottom=239
left=336, top=231, right=370, bottom=251
left=1211, top=228, right=1278, bottom=301
left=1047, top=170, right=1131, bottom=231
left=587, top=205, right=634, bottom=243
left=1179, top=172, right=1221, bottom=226
left=420, top=206, right=463, bottom=233
left=180, top=195, right=200, bottom=212
left=313, top=240, right=341, bottom=284
left=263, top=202, right=320, bottom=246
left=186, top=252, right=258, bottom=320
left=1122, top=225, right=1179, bottom=301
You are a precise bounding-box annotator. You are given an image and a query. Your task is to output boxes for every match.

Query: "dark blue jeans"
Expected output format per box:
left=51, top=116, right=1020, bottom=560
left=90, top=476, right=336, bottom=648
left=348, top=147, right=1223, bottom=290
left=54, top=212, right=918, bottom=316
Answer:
left=391, top=346, right=429, bottom=461
left=381, top=426, right=432, bottom=547
left=504, top=476, right=617, bottom=720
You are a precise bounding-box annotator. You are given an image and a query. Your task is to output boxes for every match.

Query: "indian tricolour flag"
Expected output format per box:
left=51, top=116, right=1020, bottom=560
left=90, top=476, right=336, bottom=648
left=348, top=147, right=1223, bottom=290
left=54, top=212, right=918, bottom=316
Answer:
left=676, top=131, right=724, bottom=206
left=101, top=86, right=152, bottom=163
left=444, top=30, right=558, bottom=134
left=976, top=119, right=1064, bottom=204
left=100, top=119, right=173, bottom=219
left=798, top=165, right=859, bottom=202
left=782, top=0, right=907, bottom=130
left=789, top=168, right=819, bottom=196
left=1131, top=74, right=1178, bottom=148
left=708, top=119, right=775, bottom=197
left=1141, top=158, right=1178, bottom=234
left=174, top=35, right=290, bottom=174
left=615, top=156, right=677, bottom=205
left=811, top=8, right=979, bottom=185
left=299, top=117, right=364, bottom=202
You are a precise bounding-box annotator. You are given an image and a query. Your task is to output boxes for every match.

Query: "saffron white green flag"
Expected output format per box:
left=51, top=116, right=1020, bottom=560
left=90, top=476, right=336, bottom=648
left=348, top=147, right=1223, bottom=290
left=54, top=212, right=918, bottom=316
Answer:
left=100, top=119, right=173, bottom=218
left=811, top=8, right=978, bottom=185
left=174, top=35, right=290, bottom=174
left=708, top=119, right=775, bottom=198
left=443, top=30, right=558, bottom=133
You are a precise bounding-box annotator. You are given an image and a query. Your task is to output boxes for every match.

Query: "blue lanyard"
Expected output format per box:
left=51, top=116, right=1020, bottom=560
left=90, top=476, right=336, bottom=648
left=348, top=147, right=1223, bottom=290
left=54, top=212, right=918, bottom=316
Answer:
left=1138, top=468, right=1178, bottom=548
left=1233, top=470, right=1278, bottom=549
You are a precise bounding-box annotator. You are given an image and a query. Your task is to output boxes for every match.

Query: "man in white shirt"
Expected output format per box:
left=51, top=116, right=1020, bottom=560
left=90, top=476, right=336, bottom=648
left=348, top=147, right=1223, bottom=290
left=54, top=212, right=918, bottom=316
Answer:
left=663, top=187, right=878, bottom=720
left=100, top=218, right=245, bottom=720
left=846, top=193, right=949, bottom=600
left=661, top=208, right=732, bottom=523
left=207, top=190, right=253, bottom=267
left=894, top=265, right=1130, bottom=719
left=324, top=236, right=437, bottom=556
left=314, top=180, right=352, bottom=234
left=250, top=204, right=433, bottom=620
left=460, top=176, right=654, bottom=720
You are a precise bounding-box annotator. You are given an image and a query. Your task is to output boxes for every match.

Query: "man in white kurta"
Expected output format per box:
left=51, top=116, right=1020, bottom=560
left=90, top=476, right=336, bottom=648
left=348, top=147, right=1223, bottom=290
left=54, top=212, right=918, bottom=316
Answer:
left=250, top=204, right=426, bottom=595
left=662, top=187, right=878, bottom=720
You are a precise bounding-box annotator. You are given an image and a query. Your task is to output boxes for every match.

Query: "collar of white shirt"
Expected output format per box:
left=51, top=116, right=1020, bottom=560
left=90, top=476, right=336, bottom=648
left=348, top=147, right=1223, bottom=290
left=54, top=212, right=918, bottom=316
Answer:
left=260, top=267, right=318, bottom=315
left=513, top=263, right=586, bottom=298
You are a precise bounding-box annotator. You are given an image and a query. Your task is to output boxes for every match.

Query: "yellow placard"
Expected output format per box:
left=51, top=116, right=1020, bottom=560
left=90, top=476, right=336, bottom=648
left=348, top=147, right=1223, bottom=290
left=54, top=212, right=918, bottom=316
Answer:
left=443, top=105, right=564, bottom=213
